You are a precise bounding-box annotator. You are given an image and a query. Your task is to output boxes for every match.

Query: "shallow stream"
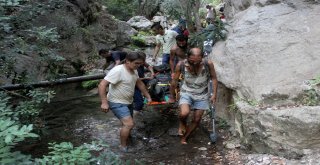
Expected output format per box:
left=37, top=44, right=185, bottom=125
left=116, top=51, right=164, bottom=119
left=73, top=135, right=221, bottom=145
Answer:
left=24, top=84, right=231, bottom=164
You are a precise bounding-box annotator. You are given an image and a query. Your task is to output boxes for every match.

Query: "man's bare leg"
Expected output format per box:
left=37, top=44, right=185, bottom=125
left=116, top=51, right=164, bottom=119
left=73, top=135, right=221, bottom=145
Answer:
left=179, top=104, right=190, bottom=143
left=120, top=116, right=134, bottom=148
left=181, top=109, right=204, bottom=144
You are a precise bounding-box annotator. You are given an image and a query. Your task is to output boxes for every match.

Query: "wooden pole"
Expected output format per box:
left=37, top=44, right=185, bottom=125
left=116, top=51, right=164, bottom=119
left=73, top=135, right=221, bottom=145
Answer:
left=0, top=73, right=106, bottom=91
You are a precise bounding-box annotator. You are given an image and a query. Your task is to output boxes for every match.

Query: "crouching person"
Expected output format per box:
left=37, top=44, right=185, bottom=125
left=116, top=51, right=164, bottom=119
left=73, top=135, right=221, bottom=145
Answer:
left=98, top=52, right=152, bottom=152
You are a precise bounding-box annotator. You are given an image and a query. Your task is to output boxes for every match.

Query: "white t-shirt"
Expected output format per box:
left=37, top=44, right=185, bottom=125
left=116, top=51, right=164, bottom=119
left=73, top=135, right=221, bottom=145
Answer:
left=156, top=29, right=178, bottom=54
left=104, top=65, right=138, bottom=104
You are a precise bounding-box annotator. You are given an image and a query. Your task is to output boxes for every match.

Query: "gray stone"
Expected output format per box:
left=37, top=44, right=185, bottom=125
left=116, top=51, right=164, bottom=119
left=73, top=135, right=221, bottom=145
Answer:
left=127, top=16, right=153, bottom=30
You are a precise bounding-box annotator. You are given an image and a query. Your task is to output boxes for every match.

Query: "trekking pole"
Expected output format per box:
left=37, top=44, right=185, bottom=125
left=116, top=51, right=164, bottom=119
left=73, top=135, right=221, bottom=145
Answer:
left=209, top=80, right=217, bottom=143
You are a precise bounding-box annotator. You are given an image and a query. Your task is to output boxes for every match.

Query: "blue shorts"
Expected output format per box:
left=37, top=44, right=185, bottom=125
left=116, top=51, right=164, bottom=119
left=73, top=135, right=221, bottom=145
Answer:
left=108, top=101, right=133, bottom=119
left=179, top=93, right=209, bottom=110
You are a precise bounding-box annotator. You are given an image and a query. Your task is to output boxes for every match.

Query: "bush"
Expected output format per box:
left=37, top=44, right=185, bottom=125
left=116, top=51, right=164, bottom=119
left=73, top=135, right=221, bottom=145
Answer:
left=131, top=35, right=147, bottom=47
left=81, top=80, right=100, bottom=90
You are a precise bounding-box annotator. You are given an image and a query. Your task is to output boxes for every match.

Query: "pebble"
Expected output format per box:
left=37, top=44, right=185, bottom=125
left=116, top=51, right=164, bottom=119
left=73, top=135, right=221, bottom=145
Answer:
left=198, top=147, right=207, bottom=151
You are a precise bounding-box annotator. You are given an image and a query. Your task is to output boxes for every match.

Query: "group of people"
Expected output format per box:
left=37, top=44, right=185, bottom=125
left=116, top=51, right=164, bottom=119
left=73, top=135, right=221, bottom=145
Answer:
left=98, top=20, right=218, bottom=152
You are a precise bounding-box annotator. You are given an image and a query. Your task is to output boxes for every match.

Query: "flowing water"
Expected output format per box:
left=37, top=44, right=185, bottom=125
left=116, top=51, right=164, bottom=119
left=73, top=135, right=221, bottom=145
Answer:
left=23, top=83, right=230, bottom=164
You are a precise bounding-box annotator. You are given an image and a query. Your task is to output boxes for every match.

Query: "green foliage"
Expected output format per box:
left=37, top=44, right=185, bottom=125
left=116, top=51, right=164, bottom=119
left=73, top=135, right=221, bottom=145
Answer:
left=246, top=99, right=259, bottom=106
left=0, top=92, right=39, bottom=165
left=1, top=0, right=67, bottom=81
left=0, top=119, right=38, bottom=145
left=299, top=75, right=320, bottom=106
left=300, top=89, right=320, bottom=106
left=228, top=102, right=238, bottom=112
left=160, top=0, right=183, bottom=20
left=103, top=0, right=136, bottom=20
left=189, top=18, right=228, bottom=48
left=211, top=0, right=223, bottom=6
left=0, top=55, right=15, bottom=82
left=35, top=142, right=94, bottom=165
left=310, top=75, right=320, bottom=86
left=199, top=8, right=207, bottom=19
left=34, top=141, right=138, bottom=165
left=27, top=89, right=55, bottom=104
left=27, top=26, right=60, bottom=45
left=0, top=92, right=14, bottom=118
left=131, top=35, right=147, bottom=47
left=81, top=80, right=100, bottom=90
left=0, top=91, right=137, bottom=164
left=0, top=0, right=24, bottom=7
left=15, top=89, right=55, bottom=120
left=137, top=30, right=153, bottom=36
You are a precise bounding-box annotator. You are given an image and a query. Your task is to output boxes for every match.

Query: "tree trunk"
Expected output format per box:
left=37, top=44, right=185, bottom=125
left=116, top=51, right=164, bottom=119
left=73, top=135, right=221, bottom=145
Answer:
left=192, top=0, right=202, bottom=32
left=0, top=73, right=106, bottom=91
left=178, top=0, right=201, bottom=33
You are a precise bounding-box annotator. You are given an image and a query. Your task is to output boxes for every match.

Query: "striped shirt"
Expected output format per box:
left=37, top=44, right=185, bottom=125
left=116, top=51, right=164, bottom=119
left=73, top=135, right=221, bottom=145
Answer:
left=180, top=60, right=210, bottom=100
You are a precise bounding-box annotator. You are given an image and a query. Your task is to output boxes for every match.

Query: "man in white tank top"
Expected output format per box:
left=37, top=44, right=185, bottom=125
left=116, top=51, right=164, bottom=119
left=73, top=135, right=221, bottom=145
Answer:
left=169, top=48, right=218, bottom=144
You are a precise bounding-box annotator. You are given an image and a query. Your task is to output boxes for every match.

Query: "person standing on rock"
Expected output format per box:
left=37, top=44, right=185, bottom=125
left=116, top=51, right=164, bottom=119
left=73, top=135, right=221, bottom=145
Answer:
left=98, top=49, right=127, bottom=70
left=151, top=22, right=178, bottom=65
left=98, top=52, right=152, bottom=152
left=169, top=47, right=218, bottom=144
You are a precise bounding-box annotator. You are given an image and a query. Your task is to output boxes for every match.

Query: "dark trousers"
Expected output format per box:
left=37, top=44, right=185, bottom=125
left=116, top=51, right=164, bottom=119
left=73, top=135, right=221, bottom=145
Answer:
left=133, top=87, right=144, bottom=111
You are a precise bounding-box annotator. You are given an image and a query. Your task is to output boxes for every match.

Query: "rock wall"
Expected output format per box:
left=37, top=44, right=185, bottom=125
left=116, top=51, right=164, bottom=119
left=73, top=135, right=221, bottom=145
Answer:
left=213, top=0, right=320, bottom=102
left=0, top=0, right=135, bottom=84
left=212, top=0, right=320, bottom=158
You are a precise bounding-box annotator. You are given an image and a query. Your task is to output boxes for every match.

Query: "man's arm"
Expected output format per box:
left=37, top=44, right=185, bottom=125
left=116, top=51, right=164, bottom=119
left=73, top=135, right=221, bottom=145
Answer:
left=152, top=43, right=161, bottom=62
left=98, top=79, right=110, bottom=112
left=146, top=63, right=155, bottom=78
left=169, top=62, right=181, bottom=102
left=208, top=60, right=218, bottom=104
left=136, top=79, right=152, bottom=103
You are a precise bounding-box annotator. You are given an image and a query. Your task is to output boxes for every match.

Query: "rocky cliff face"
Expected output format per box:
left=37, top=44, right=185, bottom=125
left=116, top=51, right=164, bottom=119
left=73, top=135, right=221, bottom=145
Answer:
left=0, top=0, right=133, bottom=84
left=212, top=0, right=320, bottom=158
left=215, top=0, right=320, bottom=102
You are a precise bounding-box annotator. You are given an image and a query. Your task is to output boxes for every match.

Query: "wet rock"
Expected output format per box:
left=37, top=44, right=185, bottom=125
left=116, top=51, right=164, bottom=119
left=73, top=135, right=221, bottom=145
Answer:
left=168, top=127, right=180, bottom=136
left=223, top=138, right=241, bottom=149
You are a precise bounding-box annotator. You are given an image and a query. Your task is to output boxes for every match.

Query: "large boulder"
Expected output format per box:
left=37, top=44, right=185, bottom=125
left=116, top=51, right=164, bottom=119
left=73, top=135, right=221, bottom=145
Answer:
left=212, top=1, right=320, bottom=102
left=235, top=101, right=320, bottom=158
left=211, top=0, right=320, bottom=158
left=127, top=16, right=153, bottom=30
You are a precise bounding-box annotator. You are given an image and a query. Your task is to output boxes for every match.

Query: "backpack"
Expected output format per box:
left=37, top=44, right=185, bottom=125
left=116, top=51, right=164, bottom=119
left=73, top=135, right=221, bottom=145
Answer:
left=179, top=59, right=211, bottom=79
